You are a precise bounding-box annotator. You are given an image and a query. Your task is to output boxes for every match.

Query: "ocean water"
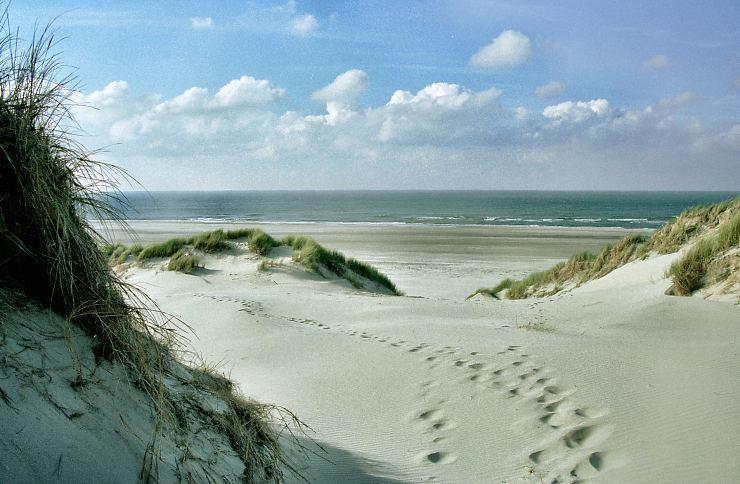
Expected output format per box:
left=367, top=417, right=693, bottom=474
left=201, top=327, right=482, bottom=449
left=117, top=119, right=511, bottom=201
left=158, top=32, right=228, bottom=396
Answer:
left=108, top=191, right=738, bottom=229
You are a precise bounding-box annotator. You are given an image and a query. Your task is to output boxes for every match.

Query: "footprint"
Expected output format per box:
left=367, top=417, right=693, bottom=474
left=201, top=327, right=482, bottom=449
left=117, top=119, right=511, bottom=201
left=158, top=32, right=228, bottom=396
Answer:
left=423, top=451, right=456, bottom=464
left=562, top=424, right=611, bottom=449
left=416, top=409, right=441, bottom=421
left=574, top=407, right=609, bottom=419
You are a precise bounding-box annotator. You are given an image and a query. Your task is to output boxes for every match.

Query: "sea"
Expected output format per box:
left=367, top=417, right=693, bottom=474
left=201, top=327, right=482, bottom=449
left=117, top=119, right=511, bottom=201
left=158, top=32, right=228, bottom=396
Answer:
left=108, top=191, right=738, bottom=230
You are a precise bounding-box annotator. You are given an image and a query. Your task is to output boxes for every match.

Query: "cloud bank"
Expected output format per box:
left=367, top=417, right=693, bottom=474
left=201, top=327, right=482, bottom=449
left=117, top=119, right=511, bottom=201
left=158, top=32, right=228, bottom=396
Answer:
left=70, top=70, right=739, bottom=191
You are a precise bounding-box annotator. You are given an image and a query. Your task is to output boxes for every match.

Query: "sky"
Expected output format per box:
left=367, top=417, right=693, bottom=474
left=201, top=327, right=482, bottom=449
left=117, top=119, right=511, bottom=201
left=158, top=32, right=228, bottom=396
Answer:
left=13, top=1, right=740, bottom=190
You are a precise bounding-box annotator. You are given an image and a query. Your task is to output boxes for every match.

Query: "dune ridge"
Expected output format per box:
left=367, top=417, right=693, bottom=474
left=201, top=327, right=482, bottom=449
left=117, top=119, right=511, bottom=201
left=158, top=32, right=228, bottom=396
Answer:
left=469, top=197, right=740, bottom=301
left=106, top=228, right=401, bottom=296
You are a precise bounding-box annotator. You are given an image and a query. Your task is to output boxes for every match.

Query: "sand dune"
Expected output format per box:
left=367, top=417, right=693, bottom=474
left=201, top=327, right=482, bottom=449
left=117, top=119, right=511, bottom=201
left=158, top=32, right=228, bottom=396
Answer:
left=113, top=222, right=739, bottom=482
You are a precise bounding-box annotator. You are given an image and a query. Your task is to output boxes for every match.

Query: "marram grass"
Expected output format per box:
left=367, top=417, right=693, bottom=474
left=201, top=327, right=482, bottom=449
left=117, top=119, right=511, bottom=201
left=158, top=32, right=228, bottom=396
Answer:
left=110, top=229, right=400, bottom=295
left=0, top=15, right=292, bottom=482
left=470, top=197, right=739, bottom=300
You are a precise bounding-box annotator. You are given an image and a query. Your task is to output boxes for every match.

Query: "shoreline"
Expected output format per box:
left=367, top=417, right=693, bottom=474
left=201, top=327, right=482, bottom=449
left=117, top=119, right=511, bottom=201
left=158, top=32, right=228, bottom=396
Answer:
left=95, top=218, right=661, bottom=231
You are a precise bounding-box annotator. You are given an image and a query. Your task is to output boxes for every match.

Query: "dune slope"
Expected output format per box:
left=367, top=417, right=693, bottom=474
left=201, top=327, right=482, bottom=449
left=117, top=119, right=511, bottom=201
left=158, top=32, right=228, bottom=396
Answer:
left=121, top=225, right=740, bottom=483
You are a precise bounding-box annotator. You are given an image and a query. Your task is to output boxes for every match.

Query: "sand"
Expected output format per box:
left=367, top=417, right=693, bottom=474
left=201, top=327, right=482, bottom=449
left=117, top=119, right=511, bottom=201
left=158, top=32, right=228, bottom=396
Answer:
left=112, top=221, right=738, bottom=482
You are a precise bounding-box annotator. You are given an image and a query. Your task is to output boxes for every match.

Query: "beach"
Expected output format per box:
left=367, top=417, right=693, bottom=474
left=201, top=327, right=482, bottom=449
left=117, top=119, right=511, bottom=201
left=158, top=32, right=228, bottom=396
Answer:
left=109, top=221, right=740, bottom=482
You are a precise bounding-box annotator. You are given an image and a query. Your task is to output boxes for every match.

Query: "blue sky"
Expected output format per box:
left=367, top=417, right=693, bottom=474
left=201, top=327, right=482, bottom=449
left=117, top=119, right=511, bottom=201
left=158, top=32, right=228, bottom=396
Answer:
left=13, top=1, right=740, bottom=190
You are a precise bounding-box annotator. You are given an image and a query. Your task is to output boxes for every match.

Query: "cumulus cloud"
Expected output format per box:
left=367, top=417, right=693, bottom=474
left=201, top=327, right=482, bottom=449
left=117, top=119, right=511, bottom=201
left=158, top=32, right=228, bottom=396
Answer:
left=470, top=30, right=532, bottom=68
left=290, top=13, right=318, bottom=35
left=534, top=81, right=566, bottom=98
left=643, top=54, right=670, bottom=70
left=70, top=75, right=739, bottom=191
left=312, top=69, right=368, bottom=104
left=213, top=76, right=286, bottom=107
left=542, top=99, right=610, bottom=124
left=190, top=17, right=214, bottom=29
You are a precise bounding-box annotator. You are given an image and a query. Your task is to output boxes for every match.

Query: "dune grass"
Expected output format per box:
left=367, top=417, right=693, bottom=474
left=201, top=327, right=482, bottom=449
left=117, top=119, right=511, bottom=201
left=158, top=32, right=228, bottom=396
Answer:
left=108, top=230, right=400, bottom=295
left=103, top=243, right=143, bottom=265
left=669, top=211, right=740, bottom=295
left=283, top=235, right=401, bottom=295
left=189, top=229, right=229, bottom=253
left=248, top=230, right=280, bottom=255
left=167, top=249, right=200, bottom=273
left=467, top=279, right=514, bottom=300
left=137, top=237, right=188, bottom=260
left=470, top=198, right=739, bottom=300
left=0, top=18, right=291, bottom=482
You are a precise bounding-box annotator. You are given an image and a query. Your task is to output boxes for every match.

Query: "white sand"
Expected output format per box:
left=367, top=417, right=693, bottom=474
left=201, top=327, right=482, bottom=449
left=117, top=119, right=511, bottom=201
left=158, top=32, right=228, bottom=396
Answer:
left=0, top=309, right=248, bottom=482
left=117, top=222, right=739, bottom=483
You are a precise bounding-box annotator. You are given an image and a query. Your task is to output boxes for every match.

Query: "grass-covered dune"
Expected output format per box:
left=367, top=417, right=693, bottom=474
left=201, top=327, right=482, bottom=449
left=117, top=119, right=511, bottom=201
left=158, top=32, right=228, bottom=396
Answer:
left=109, top=228, right=402, bottom=295
left=469, top=197, right=739, bottom=300
left=0, top=18, right=296, bottom=482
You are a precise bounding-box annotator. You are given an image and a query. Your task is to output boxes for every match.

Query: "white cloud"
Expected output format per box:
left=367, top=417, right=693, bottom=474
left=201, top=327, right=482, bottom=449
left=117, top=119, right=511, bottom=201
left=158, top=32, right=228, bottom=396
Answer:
left=213, top=76, right=286, bottom=107
left=470, top=30, right=532, bottom=68
left=312, top=69, right=368, bottom=104
left=386, top=83, right=501, bottom=109
left=643, top=54, right=670, bottom=70
left=534, top=81, right=566, bottom=98
left=542, top=99, right=610, bottom=124
left=290, top=14, right=318, bottom=36
left=70, top=76, right=739, bottom=191
left=190, top=17, right=214, bottom=29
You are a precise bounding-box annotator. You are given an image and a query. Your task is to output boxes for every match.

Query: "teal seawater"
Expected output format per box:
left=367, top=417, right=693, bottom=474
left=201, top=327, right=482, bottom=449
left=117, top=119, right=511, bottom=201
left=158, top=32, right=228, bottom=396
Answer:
left=107, top=191, right=738, bottom=229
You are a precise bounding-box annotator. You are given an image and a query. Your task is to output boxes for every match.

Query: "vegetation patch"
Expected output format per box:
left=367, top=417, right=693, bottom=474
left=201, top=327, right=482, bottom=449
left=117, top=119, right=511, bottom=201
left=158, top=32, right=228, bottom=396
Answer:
left=138, top=238, right=188, bottom=260
left=167, top=249, right=200, bottom=273
left=668, top=212, right=740, bottom=295
left=470, top=198, right=739, bottom=300
left=283, top=235, right=401, bottom=295
left=104, top=229, right=399, bottom=295
left=189, top=229, right=229, bottom=253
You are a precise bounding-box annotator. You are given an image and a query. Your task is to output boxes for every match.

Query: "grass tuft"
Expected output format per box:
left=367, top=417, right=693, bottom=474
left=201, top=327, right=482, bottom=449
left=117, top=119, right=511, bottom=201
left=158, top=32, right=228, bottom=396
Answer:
left=138, top=238, right=188, bottom=260
left=224, top=227, right=280, bottom=255
left=189, top=229, right=229, bottom=253
left=248, top=230, right=280, bottom=256
left=467, top=279, right=514, bottom=300
left=167, top=249, right=200, bottom=273
left=283, top=235, right=400, bottom=295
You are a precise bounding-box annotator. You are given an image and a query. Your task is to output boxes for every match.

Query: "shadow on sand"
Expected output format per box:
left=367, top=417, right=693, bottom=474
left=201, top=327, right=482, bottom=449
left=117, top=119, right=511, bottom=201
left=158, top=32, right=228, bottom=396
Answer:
left=284, top=436, right=412, bottom=483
